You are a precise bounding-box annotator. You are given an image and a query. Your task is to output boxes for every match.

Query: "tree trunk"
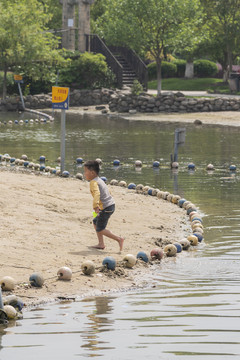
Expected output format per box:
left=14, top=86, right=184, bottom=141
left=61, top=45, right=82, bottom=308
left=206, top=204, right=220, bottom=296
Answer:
left=156, top=60, right=162, bottom=95
left=2, top=65, right=7, bottom=100
left=185, top=61, right=194, bottom=78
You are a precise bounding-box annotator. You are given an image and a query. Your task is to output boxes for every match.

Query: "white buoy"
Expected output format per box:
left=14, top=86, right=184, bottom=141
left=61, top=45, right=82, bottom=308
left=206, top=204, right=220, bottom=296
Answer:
left=187, top=235, right=198, bottom=246
left=81, top=260, right=95, bottom=275
left=0, top=276, right=15, bottom=291
left=57, top=267, right=72, bottom=281
left=110, top=179, right=118, bottom=185
left=4, top=305, right=17, bottom=320
left=118, top=181, right=127, bottom=187
left=135, top=160, right=142, bottom=167
left=123, top=254, right=137, bottom=268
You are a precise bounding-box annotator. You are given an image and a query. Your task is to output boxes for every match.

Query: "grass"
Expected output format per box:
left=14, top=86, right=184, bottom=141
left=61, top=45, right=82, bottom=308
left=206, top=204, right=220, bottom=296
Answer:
left=148, top=77, right=231, bottom=92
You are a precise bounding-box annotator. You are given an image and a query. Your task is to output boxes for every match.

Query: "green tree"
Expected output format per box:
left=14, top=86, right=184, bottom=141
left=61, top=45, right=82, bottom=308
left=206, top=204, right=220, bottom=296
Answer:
left=200, top=0, right=240, bottom=80
left=0, top=0, right=63, bottom=99
left=94, top=0, right=205, bottom=94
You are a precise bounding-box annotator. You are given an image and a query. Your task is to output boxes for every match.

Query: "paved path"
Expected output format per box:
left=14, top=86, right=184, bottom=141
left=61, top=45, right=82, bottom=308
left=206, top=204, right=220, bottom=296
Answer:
left=148, top=89, right=240, bottom=98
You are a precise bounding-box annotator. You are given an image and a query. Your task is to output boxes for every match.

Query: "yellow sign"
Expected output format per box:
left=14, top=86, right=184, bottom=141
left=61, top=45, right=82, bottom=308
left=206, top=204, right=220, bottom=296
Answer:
left=52, top=86, right=69, bottom=109
left=14, top=75, right=23, bottom=81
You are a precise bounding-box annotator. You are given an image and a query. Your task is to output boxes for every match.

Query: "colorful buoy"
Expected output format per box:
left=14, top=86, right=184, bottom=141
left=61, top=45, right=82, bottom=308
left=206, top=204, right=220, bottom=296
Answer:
left=57, top=267, right=72, bottom=281
left=164, top=244, right=177, bottom=257
left=4, top=305, right=17, bottom=320
left=110, top=179, right=118, bottom=185
left=229, top=164, right=237, bottom=171
left=174, top=243, right=182, bottom=253
left=123, top=254, right=137, bottom=268
left=81, top=260, right=95, bottom=275
left=101, top=176, right=107, bottom=183
left=29, top=273, right=44, bottom=287
left=76, top=173, right=83, bottom=180
left=188, top=163, right=195, bottom=170
left=113, top=159, right=120, bottom=166
left=187, top=235, right=198, bottom=246
left=102, top=256, right=116, bottom=270
left=0, top=276, right=15, bottom=291
left=206, top=163, right=214, bottom=170
left=62, top=171, right=70, bottom=177
left=118, top=180, right=127, bottom=187
left=153, top=161, right=160, bottom=168
left=136, top=251, right=149, bottom=263
left=135, top=160, right=142, bottom=167
left=150, top=248, right=164, bottom=260
left=178, top=198, right=186, bottom=208
left=128, top=183, right=136, bottom=189
left=39, top=155, right=46, bottom=162
left=76, top=157, right=83, bottom=164
left=179, top=239, right=190, bottom=250
left=193, top=233, right=203, bottom=242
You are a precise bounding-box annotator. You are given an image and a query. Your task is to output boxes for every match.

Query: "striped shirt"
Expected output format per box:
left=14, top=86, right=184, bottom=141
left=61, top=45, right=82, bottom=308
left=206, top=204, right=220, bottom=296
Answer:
left=89, top=176, right=115, bottom=210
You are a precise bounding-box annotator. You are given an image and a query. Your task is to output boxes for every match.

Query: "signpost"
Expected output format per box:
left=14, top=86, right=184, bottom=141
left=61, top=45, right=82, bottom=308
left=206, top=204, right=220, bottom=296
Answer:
left=52, top=86, right=70, bottom=173
left=14, top=75, right=25, bottom=110
left=171, top=128, right=186, bottom=164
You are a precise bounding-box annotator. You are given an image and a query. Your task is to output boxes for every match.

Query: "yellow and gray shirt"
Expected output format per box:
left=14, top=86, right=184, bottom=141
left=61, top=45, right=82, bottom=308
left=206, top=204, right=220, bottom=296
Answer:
left=90, top=176, right=115, bottom=210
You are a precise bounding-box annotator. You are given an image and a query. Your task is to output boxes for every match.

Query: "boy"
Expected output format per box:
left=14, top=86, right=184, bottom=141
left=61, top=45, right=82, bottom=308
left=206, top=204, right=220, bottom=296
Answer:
left=84, top=160, right=124, bottom=251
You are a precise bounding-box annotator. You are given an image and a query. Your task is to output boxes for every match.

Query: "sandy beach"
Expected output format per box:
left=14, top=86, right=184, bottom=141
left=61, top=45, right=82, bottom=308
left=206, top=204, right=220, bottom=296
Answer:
left=0, top=169, right=190, bottom=307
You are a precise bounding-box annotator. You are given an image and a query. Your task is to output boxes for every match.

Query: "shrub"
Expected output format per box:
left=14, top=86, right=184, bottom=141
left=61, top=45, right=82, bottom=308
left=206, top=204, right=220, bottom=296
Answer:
left=147, top=61, right=177, bottom=80
left=194, top=59, right=218, bottom=78
left=58, top=51, right=116, bottom=89
left=173, top=59, right=186, bottom=77
left=131, top=79, right=143, bottom=95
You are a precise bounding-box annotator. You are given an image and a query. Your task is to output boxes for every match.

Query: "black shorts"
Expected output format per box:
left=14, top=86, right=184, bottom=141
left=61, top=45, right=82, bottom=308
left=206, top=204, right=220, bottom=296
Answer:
left=93, top=204, right=115, bottom=232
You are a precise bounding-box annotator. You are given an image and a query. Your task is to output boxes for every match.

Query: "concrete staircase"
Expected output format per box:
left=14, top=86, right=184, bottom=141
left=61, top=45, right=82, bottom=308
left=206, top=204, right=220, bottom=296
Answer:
left=114, top=54, right=137, bottom=87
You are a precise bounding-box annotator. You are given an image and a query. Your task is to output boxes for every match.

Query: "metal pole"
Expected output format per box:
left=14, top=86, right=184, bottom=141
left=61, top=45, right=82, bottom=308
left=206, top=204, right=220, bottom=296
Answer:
left=0, top=288, right=3, bottom=309
left=173, top=130, right=179, bottom=162
left=17, top=82, right=25, bottom=110
left=60, top=109, right=66, bottom=173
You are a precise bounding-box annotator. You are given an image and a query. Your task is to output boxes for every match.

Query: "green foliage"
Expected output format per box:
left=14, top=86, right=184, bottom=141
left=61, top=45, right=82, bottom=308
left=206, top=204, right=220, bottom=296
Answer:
left=58, top=51, right=116, bottom=89
left=148, top=77, right=223, bottom=91
left=0, top=72, right=15, bottom=95
left=173, top=59, right=187, bottom=77
left=131, top=80, right=143, bottom=95
left=147, top=61, right=177, bottom=80
left=194, top=59, right=218, bottom=77
left=0, top=0, right=64, bottom=98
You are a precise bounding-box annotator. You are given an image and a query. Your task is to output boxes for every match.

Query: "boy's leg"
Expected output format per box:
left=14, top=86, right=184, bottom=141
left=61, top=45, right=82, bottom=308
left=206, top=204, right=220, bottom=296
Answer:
left=91, top=223, right=105, bottom=249
left=98, top=229, right=124, bottom=251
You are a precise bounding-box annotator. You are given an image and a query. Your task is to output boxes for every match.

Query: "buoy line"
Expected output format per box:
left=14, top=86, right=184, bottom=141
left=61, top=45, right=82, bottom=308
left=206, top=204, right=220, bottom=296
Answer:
left=0, top=159, right=205, bottom=324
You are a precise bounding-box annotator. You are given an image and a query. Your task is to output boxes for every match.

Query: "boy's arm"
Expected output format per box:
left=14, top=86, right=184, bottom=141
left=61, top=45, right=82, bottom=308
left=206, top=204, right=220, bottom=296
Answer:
left=90, top=180, right=100, bottom=210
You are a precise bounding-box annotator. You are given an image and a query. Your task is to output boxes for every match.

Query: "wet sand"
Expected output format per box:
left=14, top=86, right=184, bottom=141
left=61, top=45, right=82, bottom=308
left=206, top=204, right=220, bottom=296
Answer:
left=0, top=169, right=189, bottom=306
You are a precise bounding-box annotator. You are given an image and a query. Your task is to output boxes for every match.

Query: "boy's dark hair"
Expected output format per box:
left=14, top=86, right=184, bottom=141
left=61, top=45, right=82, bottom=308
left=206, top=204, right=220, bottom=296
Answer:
left=84, top=160, right=100, bottom=175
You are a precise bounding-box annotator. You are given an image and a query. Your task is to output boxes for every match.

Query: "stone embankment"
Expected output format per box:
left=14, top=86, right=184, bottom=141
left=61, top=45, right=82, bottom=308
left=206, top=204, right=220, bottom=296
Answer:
left=1, top=88, right=240, bottom=113
left=108, top=92, right=240, bottom=113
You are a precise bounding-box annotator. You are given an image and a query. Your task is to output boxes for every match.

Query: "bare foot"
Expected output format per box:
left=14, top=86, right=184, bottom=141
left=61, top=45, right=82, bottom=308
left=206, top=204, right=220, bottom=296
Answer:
left=90, top=245, right=105, bottom=250
left=118, top=237, right=124, bottom=251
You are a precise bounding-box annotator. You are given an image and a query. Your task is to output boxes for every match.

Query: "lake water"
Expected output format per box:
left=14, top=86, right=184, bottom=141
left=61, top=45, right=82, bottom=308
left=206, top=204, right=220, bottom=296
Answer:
left=1, top=111, right=240, bottom=359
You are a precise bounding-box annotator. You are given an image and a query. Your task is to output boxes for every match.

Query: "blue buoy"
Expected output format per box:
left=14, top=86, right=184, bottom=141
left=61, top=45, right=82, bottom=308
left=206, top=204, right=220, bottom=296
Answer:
left=102, top=256, right=116, bottom=270
left=39, top=165, right=45, bottom=171
left=76, top=158, right=83, bottom=164
left=128, top=183, right=136, bottom=190
left=174, top=243, right=182, bottom=253
left=62, top=171, right=70, bottom=178
left=187, top=207, right=197, bottom=215
left=25, top=119, right=29, bottom=124
left=39, top=156, right=46, bottom=162
left=178, top=199, right=186, bottom=208
left=14, top=120, right=19, bottom=124
left=113, top=159, right=120, bottom=166
left=148, top=189, right=153, bottom=196
left=136, top=251, right=149, bottom=263
left=0, top=155, right=2, bottom=160
left=153, top=161, right=160, bottom=168
left=101, top=176, right=107, bottom=183
left=51, top=169, right=57, bottom=174
left=229, top=165, right=237, bottom=171
left=10, top=158, right=15, bottom=163
left=191, top=217, right=202, bottom=223
left=23, top=161, right=29, bottom=167
left=29, top=273, right=44, bottom=287
left=193, top=233, right=203, bottom=242
left=188, top=163, right=195, bottom=170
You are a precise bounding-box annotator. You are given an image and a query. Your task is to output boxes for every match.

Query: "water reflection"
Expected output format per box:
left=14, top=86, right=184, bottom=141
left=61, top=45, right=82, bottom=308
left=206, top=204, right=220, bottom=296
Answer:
left=1, top=112, right=240, bottom=358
